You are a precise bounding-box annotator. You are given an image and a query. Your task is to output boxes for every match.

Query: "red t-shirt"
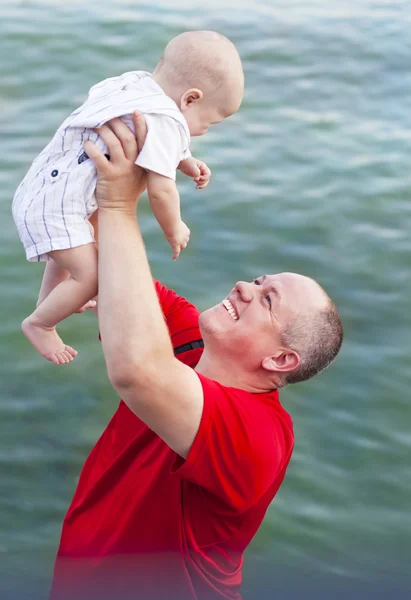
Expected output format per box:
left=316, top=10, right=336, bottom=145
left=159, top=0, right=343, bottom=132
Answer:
left=49, top=281, right=294, bottom=600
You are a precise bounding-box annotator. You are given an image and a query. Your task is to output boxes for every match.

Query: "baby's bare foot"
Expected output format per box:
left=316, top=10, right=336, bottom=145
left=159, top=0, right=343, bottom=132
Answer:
left=22, top=317, right=78, bottom=365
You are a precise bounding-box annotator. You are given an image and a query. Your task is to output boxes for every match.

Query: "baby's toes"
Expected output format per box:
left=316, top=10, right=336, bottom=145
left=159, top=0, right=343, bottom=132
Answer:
left=65, top=345, right=78, bottom=358
left=63, top=350, right=75, bottom=363
left=47, top=352, right=61, bottom=365
left=55, top=350, right=70, bottom=364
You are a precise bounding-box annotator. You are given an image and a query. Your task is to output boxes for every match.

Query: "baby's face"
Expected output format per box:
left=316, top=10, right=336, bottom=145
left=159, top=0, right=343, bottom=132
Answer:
left=183, top=102, right=226, bottom=137
left=180, top=78, right=243, bottom=137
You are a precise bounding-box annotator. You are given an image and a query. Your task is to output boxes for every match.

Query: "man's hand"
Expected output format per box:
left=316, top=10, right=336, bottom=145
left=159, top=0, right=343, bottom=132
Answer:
left=178, top=157, right=211, bottom=189
left=84, top=111, right=148, bottom=214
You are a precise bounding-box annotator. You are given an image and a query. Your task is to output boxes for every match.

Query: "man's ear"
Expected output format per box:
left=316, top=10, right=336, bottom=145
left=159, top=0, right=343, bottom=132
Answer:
left=262, top=350, right=300, bottom=374
left=180, top=88, right=203, bottom=110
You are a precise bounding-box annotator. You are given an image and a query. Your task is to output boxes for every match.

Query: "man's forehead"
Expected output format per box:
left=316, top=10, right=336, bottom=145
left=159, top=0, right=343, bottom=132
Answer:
left=251, top=273, right=328, bottom=317
left=257, top=272, right=285, bottom=283
left=259, top=272, right=320, bottom=296
left=261, top=272, right=309, bottom=283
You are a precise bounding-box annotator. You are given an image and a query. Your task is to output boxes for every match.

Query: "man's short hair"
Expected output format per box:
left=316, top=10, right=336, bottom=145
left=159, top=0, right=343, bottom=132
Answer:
left=281, top=299, right=343, bottom=386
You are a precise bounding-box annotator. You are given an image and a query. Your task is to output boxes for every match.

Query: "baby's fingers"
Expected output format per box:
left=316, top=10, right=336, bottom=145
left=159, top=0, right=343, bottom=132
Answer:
left=199, top=164, right=211, bottom=178
left=196, top=180, right=209, bottom=189
left=75, top=299, right=97, bottom=313
left=172, top=240, right=190, bottom=261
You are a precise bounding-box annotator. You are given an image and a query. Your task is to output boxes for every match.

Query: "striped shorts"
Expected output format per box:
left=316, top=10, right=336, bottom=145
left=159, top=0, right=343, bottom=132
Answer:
left=12, top=153, right=97, bottom=262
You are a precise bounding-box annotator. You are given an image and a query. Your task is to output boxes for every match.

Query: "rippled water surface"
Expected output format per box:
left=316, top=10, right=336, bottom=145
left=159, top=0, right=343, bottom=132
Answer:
left=1, top=1, right=411, bottom=598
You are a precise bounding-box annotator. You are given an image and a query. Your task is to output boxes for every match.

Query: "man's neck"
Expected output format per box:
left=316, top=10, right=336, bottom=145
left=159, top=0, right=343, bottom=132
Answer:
left=195, top=351, right=273, bottom=393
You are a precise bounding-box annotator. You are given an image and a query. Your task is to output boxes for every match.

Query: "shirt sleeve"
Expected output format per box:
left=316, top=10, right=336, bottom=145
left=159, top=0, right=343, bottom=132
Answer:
left=173, top=374, right=293, bottom=511
left=181, top=146, right=192, bottom=160
left=99, top=280, right=201, bottom=366
left=136, top=114, right=187, bottom=180
left=154, top=280, right=202, bottom=367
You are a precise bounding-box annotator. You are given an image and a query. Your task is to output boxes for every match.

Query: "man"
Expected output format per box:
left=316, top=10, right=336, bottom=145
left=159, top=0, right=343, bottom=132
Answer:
left=49, top=113, right=343, bottom=600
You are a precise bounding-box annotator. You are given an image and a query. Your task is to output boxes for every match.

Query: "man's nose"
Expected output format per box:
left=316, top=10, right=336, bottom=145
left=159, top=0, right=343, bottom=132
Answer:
left=234, top=281, right=254, bottom=303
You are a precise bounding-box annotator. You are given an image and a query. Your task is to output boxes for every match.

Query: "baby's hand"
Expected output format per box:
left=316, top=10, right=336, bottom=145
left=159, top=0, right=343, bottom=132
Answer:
left=193, top=159, right=211, bottom=189
left=178, top=157, right=211, bottom=189
left=75, top=299, right=97, bottom=313
left=166, top=221, right=191, bottom=261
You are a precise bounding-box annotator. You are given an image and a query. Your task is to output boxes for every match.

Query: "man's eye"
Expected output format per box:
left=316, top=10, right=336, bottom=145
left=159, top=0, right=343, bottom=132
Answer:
left=254, top=279, right=271, bottom=307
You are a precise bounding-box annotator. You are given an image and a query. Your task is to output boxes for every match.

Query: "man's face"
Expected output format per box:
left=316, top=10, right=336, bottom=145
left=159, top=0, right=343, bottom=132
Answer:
left=199, top=272, right=326, bottom=369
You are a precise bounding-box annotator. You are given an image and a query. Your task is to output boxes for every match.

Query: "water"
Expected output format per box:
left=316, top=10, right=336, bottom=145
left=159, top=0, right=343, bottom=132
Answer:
left=1, top=1, right=411, bottom=598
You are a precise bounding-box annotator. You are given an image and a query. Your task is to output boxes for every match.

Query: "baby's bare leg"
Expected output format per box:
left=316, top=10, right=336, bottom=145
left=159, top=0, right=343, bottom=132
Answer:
left=37, top=260, right=70, bottom=307
left=22, top=244, right=98, bottom=365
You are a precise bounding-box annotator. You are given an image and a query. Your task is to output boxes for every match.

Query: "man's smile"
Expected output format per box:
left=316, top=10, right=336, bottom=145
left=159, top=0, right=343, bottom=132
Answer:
left=222, top=298, right=239, bottom=321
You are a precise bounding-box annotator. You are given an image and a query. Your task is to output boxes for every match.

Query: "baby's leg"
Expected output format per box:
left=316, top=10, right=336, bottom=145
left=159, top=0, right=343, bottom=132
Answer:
left=37, top=260, right=70, bottom=307
left=22, top=243, right=98, bottom=365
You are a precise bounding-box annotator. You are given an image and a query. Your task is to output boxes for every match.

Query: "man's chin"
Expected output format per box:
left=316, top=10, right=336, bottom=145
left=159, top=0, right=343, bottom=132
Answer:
left=198, top=305, right=223, bottom=337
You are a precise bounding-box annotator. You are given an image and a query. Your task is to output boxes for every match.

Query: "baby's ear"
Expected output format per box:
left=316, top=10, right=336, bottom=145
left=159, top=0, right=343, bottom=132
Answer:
left=180, top=89, right=203, bottom=109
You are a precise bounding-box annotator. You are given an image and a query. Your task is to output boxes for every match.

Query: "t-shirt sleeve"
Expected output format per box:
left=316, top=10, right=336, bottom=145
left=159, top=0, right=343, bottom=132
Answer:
left=99, top=280, right=200, bottom=346
left=173, top=374, right=292, bottom=511
left=136, top=114, right=188, bottom=180
left=181, top=146, right=192, bottom=160
left=154, top=281, right=202, bottom=366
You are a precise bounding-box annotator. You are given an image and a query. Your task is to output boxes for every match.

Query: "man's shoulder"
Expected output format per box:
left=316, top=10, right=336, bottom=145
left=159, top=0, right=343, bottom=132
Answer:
left=198, top=375, right=294, bottom=444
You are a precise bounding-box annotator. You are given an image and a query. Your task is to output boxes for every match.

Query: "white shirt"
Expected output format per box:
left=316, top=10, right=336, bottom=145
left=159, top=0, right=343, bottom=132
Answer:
left=12, top=71, right=191, bottom=261
left=60, top=70, right=191, bottom=179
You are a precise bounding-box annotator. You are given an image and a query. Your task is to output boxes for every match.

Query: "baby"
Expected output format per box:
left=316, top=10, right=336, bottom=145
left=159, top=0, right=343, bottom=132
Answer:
left=12, top=30, right=244, bottom=365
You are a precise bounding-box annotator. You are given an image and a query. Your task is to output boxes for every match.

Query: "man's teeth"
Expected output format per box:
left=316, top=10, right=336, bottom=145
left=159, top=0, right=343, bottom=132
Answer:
left=223, top=299, right=238, bottom=321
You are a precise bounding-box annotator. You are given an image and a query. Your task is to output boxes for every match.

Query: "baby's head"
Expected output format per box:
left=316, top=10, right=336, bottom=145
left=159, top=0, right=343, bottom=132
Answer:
left=153, top=31, right=244, bottom=136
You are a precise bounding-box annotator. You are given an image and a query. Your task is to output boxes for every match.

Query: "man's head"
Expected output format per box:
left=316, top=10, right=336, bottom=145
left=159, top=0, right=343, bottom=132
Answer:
left=153, top=30, right=244, bottom=136
left=197, top=273, right=343, bottom=391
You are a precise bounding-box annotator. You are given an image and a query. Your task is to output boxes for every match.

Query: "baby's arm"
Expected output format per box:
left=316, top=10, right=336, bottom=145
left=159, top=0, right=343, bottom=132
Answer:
left=147, top=171, right=190, bottom=260
left=179, top=157, right=211, bottom=189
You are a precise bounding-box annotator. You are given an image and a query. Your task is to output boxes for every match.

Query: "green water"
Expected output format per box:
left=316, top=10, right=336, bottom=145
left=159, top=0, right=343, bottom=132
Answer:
left=1, top=1, right=410, bottom=598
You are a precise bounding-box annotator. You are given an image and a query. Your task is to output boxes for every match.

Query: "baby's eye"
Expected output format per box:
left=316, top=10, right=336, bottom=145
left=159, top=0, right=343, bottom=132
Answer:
left=253, top=279, right=260, bottom=285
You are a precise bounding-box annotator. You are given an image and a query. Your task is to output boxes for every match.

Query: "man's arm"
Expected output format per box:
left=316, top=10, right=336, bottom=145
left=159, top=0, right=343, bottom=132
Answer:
left=84, top=114, right=204, bottom=458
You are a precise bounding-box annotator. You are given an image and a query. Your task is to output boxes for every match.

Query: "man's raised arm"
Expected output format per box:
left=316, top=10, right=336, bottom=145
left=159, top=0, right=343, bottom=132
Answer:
left=84, top=113, right=204, bottom=458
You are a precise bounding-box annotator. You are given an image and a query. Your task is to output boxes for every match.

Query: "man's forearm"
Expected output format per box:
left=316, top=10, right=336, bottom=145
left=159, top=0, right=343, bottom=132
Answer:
left=97, top=207, right=174, bottom=386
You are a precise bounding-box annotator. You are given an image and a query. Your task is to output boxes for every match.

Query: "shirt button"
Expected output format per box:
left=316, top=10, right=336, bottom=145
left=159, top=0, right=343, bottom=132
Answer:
left=51, top=169, right=59, bottom=177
